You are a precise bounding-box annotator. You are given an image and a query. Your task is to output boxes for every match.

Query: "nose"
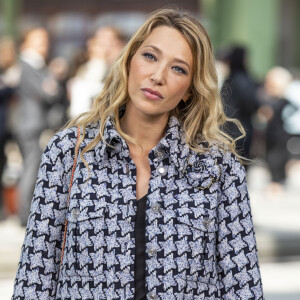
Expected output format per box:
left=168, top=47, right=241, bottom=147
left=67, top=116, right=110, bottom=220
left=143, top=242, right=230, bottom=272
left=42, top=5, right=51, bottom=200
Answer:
left=150, top=64, right=166, bottom=86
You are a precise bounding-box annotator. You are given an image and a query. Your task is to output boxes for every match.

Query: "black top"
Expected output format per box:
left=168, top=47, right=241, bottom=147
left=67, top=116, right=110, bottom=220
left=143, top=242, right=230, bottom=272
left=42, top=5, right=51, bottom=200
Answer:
left=134, top=194, right=147, bottom=299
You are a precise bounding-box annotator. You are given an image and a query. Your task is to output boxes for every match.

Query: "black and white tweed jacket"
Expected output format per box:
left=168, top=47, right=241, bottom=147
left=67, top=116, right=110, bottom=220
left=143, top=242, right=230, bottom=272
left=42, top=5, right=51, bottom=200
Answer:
left=13, top=115, right=263, bottom=299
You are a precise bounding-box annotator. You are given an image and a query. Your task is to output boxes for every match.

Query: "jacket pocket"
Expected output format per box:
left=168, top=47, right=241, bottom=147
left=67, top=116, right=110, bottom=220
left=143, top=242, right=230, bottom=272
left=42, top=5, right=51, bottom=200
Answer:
left=63, top=200, right=107, bottom=277
left=174, top=211, right=218, bottom=287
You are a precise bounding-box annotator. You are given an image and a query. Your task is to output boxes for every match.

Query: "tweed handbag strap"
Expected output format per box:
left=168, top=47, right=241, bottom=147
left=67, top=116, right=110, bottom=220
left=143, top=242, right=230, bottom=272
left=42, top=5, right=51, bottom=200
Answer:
left=60, top=125, right=81, bottom=268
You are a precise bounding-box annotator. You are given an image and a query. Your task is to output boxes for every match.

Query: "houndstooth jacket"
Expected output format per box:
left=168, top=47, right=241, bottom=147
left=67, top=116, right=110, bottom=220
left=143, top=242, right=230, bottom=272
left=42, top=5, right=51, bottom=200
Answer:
left=12, top=115, right=264, bottom=299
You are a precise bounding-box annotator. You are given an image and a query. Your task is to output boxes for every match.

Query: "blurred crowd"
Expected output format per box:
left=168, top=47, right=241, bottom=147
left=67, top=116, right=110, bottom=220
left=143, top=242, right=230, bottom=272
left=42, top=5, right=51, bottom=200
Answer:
left=0, top=26, right=127, bottom=225
left=218, top=46, right=300, bottom=199
left=0, top=27, right=300, bottom=226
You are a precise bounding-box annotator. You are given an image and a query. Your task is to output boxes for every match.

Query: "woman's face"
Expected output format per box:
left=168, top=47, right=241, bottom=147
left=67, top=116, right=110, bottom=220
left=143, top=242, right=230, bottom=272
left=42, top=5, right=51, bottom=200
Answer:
left=23, top=28, right=49, bottom=59
left=127, top=26, right=193, bottom=120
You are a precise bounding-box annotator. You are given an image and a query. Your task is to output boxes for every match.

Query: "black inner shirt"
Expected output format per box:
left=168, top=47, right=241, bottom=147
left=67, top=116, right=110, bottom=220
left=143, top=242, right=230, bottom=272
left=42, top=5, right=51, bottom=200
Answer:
left=134, top=194, right=147, bottom=299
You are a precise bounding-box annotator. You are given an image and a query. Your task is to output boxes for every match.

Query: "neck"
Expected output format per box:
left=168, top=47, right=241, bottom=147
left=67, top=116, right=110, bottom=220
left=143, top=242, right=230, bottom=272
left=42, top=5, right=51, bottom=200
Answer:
left=120, top=105, right=169, bottom=153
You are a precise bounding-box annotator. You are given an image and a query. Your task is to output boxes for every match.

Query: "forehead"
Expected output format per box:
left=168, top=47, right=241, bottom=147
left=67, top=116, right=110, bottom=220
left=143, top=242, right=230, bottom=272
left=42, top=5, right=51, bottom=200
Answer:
left=139, top=26, right=192, bottom=64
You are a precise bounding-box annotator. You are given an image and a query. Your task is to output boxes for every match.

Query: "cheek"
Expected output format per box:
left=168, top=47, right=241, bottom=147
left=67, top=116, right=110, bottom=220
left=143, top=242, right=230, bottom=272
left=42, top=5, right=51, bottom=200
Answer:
left=128, top=60, right=142, bottom=88
left=171, top=80, right=191, bottom=99
left=127, top=74, right=134, bottom=98
left=128, top=66, right=138, bottom=95
left=128, top=59, right=150, bottom=96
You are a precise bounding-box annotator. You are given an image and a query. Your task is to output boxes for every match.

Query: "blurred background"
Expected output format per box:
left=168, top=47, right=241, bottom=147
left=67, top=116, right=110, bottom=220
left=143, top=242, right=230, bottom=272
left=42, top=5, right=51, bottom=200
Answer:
left=0, top=0, right=299, bottom=299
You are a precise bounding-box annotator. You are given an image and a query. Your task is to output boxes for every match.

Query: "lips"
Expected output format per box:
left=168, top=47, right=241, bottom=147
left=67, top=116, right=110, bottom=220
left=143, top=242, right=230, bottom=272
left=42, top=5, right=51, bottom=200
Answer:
left=141, top=88, right=163, bottom=100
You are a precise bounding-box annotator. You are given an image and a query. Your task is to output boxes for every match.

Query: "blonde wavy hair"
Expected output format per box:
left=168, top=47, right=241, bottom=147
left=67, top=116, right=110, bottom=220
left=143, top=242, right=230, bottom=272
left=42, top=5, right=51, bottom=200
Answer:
left=68, top=7, right=245, bottom=162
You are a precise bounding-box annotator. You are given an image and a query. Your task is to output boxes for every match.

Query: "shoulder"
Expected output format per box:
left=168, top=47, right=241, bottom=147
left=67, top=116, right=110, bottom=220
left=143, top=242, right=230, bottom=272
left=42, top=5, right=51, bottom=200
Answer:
left=45, top=123, right=99, bottom=159
left=45, top=126, right=78, bottom=157
left=42, top=126, right=81, bottom=171
left=211, top=143, right=243, bottom=165
left=201, top=143, right=246, bottom=179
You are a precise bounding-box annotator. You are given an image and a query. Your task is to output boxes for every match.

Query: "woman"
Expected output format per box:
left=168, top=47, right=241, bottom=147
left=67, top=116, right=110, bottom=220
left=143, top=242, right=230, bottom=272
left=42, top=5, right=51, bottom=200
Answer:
left=13, top=8, right=263, bottom=299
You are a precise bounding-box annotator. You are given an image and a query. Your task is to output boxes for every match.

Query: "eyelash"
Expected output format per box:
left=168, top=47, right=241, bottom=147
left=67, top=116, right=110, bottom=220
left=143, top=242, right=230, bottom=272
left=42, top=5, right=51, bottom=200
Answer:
left=142, top=52, right=157, bottom=61
left=172, top=66, right=187, bottom=75
left=142, top=52, right=187, bottom=75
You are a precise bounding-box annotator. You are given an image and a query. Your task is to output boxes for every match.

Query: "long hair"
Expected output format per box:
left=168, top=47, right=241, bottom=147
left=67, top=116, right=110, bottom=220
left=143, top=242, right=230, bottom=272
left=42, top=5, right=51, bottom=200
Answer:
left=67, top=8, right=245, bottom=163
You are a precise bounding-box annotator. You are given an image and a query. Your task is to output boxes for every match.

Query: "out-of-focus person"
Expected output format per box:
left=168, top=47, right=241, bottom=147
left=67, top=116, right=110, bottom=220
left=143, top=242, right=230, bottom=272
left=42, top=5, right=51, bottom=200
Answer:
left=67, top=26, right=126, bottom=118
left=0, top=37, right=20, bottom=87
left=221, top=46, right=259, bottom=159
left=257, top=66, right=293, bottom=198
left=93, top=26, right=126, bottom=68
left=13, top=27, right=62, bottom=226
left=284, top=78, right=300, bottom=160
left=0, top=36, right=19, bottom=220
left=47, top=56, right=70, bottom=131
left=215, top=58, right=229, bottom=90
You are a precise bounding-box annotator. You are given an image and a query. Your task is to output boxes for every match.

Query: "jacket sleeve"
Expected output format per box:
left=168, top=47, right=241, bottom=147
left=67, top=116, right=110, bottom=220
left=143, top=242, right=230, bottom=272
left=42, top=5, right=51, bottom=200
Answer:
left=217, top=153, right=264, bottom=299
left=19, top=62, right=62, bottom=105
left=12, top=132, right=75, bottom=300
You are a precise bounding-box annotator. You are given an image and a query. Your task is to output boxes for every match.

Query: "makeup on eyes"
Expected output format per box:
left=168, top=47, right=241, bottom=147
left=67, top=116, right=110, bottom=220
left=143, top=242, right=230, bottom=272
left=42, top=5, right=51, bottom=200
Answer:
left=143, top=45, right=191, bottom=70
left=142, top=51, right=188, bottom=75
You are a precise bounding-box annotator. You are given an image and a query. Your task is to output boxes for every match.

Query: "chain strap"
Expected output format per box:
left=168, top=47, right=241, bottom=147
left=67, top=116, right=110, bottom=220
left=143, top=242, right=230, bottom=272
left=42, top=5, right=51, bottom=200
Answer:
left=59, top=125, right=81, bottom=268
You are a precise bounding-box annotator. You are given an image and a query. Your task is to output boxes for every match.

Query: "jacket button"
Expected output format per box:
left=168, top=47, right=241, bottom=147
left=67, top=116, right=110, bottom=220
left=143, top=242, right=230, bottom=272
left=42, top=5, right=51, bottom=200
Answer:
left=157, top=166, right=167, bottom=176
left=203, top=218, right=211, bottom=228
left=147, top=292, right=158, bottom=300
left=151, top=202, right=161, bottom=213
left=72, top=208, right=80, bottom=220
left=147, top=247, right=157, bottom=257
left=154, top=149, right=166, bottom=160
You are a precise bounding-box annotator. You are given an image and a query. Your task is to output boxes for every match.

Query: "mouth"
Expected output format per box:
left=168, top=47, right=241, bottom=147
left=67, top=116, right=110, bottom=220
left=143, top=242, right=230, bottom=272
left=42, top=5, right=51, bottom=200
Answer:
left=141, top=88, right=164, bottom=100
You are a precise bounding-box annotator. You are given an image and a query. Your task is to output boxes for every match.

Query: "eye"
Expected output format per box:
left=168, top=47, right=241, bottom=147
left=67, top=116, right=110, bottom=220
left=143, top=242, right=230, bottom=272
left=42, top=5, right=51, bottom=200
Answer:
left=172, top=66, right=187, bottom=75
left=142, top=52, right=157, bottom=61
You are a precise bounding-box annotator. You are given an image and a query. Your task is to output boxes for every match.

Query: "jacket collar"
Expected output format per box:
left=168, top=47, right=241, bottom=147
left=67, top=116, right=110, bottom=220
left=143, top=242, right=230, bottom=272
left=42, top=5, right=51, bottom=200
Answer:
left=93, top=116, right=129, bottom=162
left=152, top=115, right=190, bottom=166
left=93, top=114, right=189, bottom=164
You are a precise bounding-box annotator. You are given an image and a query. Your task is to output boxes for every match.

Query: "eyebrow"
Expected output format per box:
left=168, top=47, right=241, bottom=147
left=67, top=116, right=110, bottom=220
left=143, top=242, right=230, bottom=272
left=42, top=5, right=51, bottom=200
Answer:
left=144, top=45, right=191, bottom=71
